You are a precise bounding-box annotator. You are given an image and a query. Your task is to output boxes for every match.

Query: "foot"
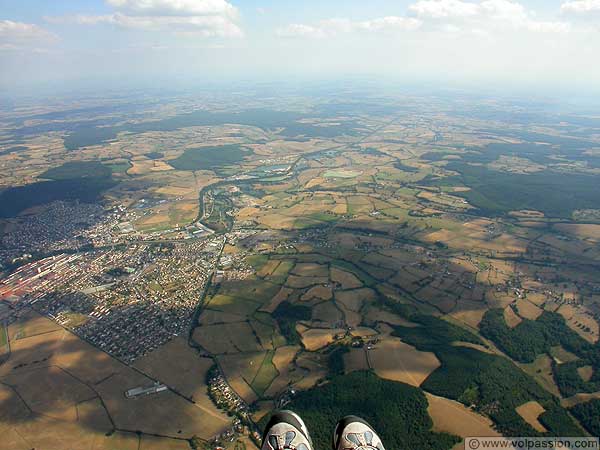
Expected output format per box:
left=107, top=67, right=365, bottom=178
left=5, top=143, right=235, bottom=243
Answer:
left=333, top=416, right=385, bottom=450
left=261, top=410, right=313, bottom=450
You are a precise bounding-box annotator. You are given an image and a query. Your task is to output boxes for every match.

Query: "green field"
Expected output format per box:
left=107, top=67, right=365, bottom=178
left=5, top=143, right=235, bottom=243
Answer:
left=250, top=350, right=279, bottom=397
left=206, top=294, right=262, bottom=316
left=270, top=260, right=295, bottom=284
left=246, top=255, right=270, bottom=271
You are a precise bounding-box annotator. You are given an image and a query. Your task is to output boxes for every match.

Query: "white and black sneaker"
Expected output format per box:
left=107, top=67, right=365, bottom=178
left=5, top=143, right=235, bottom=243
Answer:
left=261, top=410, right=313, bottom=450
left=333, top=416, right=385, bottom=450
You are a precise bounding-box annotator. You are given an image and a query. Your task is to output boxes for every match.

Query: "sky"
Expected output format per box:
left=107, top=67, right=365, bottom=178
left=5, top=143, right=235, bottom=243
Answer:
left=0, top=0, right=599, bottom=95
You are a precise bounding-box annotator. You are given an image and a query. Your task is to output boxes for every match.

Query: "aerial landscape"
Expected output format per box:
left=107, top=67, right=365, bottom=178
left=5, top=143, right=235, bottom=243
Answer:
left=1, top=0, right=600, bottom=449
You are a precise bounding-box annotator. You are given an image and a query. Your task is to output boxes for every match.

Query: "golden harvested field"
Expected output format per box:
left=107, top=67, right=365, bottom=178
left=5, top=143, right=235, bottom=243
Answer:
left=332, top=202, right=347, bottom=215
left=0, top=387, right=137, bottom=450
left=298, top=326, right=345, bottom=351
left=2, top=365, right=96, bottom=422
left=483, top=234, right=529, bottom=254
left=90, top=431, right=189, bottom=450
left=331, top=267, right=362, bottom=289
left=136, top=212, right=170, bottom=230
left=266, top=345, right=301, bottom=397
left=554, top=223, right=600, bottom=241
left=527, top=292, right=548, bottom=306
left=8, top=308, right=62, bottom=340
left=421, top=229, right=458, bottom=246
left=286, top=275, right=329, bottom=289
left=538, top=234, right=592, bottom=258
left=97, top=369, right=223, bottom=438
left=293, top=353, right=328, bottom=391
left=557, top=304, right=599, bottom=343
left=515, top=401, right=547, bottom=432
left=350, top=327, right=378, bottom=338
left=450, top=299, right=488, bottom=328
left=335, top=288, right=375, bottom=311
left=218, top=352, right=266, bottom=404
left=336, top=300, right=362, bottom=328
left=515, top=298, right=543, bottom=320
left=141, top=435, right=191, bottom=450
left=128, top=159, right=173, bottom=175
left=271, top=345, right=299, bottom=373
left=509, top=210, right=545, bottom=218
left=155, top=185, right=195, bottom=197
left=301, top=285, right=333, bottom=301
left=134, top=337, right=230, bottom=429
left=91, top=431, right=140, bottom=450
left=238, top=206, right=262, bottom=221
left=369, top=338, right=440, bottom=387
left=503, top=306, right=523, bottom=328
left=426, top=393, right=500, bottom=438
left=133, top=199, right=197, bottom=231
left=423, top=229, right=528, bottom=255
left=291, top=263, right=329, bottom=277
left=305, top=177, right=325, bottom=189
left=561, top=392, right=600, bottom=408
left=225, top=436, right=260, bottom=450
left=257, top=259, right=281, bottom=278
left=258, top=213, right=297, bottom=230
left=577, top=366, right=594, bottom=382
left=0, top=311, right=231, bottom=448
left=252, top=400, right=276, bottom=423
left=347, top=195, right=374, bottom=215
left=486, top=291, right=515, bottom=309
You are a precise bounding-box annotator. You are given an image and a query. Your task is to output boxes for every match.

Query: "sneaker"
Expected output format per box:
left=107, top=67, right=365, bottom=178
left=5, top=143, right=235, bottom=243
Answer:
left=333, top=416, right=385, bottom=450
left=261, top=410, right=313, bottom=450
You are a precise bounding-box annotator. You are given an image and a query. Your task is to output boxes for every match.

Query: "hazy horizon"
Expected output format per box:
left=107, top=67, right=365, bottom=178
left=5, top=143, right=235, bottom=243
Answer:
left=1, top=0, right=599, bottom=97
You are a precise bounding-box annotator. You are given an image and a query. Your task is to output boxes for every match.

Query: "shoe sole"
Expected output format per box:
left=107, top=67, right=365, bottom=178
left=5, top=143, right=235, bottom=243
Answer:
left=332, top=415, right=374, bottom=450
left=263, top=410, right=313, bottom=446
